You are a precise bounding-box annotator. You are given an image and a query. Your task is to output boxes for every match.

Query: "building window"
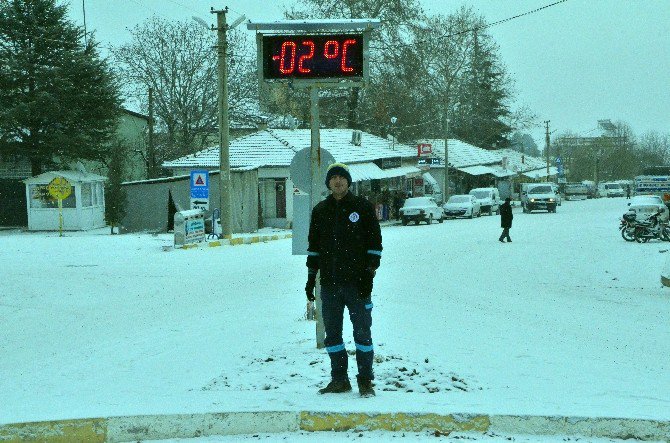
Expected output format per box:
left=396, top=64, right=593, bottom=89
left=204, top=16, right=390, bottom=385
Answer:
left=96, top=183, right=104, bottom=206
left=81, top=183, right=92, bottom=207
left=29, top=184, right=76, bottom=208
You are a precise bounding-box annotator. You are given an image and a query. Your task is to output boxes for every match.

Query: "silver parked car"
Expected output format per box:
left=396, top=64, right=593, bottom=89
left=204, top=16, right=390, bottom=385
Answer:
left=627, top=195, right=670, bottom=222
left=443, top=194, right=482, bottom=219
left=400, top=197, right=444, bottom=225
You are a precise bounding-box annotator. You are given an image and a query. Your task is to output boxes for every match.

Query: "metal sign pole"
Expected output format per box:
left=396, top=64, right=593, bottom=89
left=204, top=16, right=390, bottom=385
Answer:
left=58, top=198, right=63, bottom=237
left=310, top=85, right=325, bottom=349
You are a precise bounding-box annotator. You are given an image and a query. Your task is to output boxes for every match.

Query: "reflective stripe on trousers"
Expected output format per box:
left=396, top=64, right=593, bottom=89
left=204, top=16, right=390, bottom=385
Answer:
left=321, top=283, right=374, bottom=381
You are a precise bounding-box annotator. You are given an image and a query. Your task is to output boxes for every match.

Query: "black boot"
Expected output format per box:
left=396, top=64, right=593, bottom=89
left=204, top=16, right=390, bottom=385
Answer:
left=318, top=379, right=352, bottom=394
left=357, top=375, right=375, bottom=397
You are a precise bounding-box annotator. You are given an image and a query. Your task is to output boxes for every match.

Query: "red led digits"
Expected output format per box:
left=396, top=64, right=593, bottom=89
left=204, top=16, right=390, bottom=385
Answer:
left=272, top=41, right=297, bottom=74
left=298, top=40, right=315, bottom=73
left=341, top=39, right=356, bottom=72
left=323, top=40, right=339, bottom=59
left=266, top=35, right=362, bottom=78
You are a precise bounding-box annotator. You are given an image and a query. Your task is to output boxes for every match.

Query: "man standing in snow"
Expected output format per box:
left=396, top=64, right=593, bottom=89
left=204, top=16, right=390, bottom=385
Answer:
left=305, top=162, right=382, bottom=397
left=499, top=197, right=513, bottom=242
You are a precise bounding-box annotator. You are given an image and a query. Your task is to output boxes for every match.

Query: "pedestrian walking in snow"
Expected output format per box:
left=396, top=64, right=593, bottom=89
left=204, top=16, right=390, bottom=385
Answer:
left=305, top=162, right=382, bottom=397
left=393, top=191, right=404, bottom=221
left=499, top=197, right=513, bottom=242
left=626, top=185, right=631, bottom=199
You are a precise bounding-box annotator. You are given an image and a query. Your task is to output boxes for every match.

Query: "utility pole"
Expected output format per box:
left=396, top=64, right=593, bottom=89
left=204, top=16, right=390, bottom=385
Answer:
left=545, top=120, right=551, bottom=181
left=443, top=111, right=450, bottom=203
left=213, top=7, right=232, bottom=239
left=147, top=87, right=156, bottom=178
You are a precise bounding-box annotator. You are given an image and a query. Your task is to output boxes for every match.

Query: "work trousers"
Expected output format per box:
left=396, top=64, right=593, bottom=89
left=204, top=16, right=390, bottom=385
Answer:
left=320, top=283, right=374, bottom=381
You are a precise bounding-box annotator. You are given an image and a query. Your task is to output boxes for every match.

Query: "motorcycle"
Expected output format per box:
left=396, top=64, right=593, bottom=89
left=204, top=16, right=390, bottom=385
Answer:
left=632, top=208, right=670, bottom=243
left=620, top=210, right=636, bottom=242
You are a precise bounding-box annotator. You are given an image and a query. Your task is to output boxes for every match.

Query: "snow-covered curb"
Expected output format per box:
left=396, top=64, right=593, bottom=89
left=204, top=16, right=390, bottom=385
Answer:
left=1, top=411, right=668, bottom=442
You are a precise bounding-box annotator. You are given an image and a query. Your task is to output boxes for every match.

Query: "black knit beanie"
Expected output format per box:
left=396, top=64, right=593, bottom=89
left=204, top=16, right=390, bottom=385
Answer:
left=325, top=163, right=352, bottom=189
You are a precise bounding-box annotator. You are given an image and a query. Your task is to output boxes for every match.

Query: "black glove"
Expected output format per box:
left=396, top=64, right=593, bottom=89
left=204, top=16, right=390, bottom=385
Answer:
left=305, top=271, right=317, bottom=301
left=358, top=268, right=375, bottom=299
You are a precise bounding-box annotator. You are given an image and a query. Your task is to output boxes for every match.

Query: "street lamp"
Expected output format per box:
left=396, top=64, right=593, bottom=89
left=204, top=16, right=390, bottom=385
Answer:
left=390, top=116, right=397, bottom=151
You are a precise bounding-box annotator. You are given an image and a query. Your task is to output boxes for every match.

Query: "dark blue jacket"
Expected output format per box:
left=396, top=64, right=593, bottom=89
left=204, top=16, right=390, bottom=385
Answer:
left=307, top=192, right=382, bottom=285
left=500, top=201, right=513, bottom=228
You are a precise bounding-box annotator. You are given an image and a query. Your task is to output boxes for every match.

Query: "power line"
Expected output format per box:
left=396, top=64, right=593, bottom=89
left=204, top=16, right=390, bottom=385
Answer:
left=465, top=0, right=569, bottom=36
left=371, top=0, right=569, bottom=49
left=124, top=0, right=168, bottom=17
left=162, top=0, right=204, bottom=16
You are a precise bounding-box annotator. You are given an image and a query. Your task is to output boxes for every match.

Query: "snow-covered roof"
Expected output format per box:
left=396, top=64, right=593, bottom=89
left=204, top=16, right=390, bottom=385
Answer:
left=414, top=141, right=554, bottom=179
left=163, top=129, right=416, bottom=170
left=488, top=166, right=517, bottom=178
left=23, top=170, right=107, bottom=184
left=348, top=163, right=421, bottom=182
left=522, top=167, right=559, bottom=179
left=121, top=167, right=258, bottom=186
left=416, top=139, right=500, bottom=168
left=492, top=149, right=548, bottom=173
left=457, top=165, right=495, bottom=176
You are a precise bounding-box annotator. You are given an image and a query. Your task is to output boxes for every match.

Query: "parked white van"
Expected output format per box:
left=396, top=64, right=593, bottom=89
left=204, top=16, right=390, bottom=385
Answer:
left=468, top=187, right=501, bottom=215
left=597, top=182, right=625, bottom=198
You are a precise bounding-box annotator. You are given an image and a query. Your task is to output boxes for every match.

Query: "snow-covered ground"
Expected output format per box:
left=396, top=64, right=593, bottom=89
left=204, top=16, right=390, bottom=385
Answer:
left=1, top=197, right=669, bottom=435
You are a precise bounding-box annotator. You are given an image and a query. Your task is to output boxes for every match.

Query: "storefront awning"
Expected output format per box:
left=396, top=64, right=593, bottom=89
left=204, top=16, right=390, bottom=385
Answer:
left=457, top=165, right=496, bottom=176
left=348, top=162, right=421, bottom=182
left=489, top=167, right=516, bottom=178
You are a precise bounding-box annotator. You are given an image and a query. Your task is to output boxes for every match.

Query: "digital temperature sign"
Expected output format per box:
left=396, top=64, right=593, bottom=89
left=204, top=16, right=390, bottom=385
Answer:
left=262, top=34, right=364, bottom=80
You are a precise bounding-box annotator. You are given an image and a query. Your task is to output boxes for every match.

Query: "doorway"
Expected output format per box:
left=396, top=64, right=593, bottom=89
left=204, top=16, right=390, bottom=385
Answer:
left=275, top=179, right=286, bottom=218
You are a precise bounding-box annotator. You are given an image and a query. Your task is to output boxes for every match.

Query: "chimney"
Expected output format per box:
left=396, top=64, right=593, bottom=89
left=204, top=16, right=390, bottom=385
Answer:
left=351, top=130, right=362, bottom=146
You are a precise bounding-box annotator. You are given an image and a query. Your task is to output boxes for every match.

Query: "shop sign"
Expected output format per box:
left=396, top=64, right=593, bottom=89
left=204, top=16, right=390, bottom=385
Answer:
left=374, top=157, right=401, bottom=170
left=418, top=157, right=441, bottom=167
left=417, top=143, right=432, bottom=156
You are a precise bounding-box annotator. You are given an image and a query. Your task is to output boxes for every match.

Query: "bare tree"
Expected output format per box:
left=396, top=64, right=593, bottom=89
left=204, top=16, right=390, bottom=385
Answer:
left=638, top=131, right=670, bottom=165
left=555, top=123, right=670, bottom=181
left=414, top=9, right=475, bottom=140
left=113, top=17, right=256, bottom=170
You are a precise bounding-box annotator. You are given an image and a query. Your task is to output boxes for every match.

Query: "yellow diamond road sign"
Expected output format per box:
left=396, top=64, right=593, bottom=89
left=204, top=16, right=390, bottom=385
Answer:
left=47, top=176, right=72, bottom=200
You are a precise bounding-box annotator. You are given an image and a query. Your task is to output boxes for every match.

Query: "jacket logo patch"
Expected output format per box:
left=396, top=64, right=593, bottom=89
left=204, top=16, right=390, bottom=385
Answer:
left=349, top=212, right=360, bottom=222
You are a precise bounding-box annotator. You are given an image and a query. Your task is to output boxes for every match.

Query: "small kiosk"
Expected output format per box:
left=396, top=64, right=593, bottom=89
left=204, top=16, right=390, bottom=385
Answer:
left=23, top=170, right=107, bottom=231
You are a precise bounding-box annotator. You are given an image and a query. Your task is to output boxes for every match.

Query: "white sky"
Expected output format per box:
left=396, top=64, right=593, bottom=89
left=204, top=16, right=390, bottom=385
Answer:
left=65, top=0, right=670, bottom=146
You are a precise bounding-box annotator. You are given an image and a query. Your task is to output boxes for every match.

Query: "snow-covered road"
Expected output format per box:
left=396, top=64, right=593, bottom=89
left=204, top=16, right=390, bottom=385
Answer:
left=1, top=197, right=668, bottom=426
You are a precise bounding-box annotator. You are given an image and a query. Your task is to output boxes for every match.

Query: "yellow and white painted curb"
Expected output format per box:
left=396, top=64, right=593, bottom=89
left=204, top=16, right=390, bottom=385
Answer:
left=227, top=233, right=292, bottom=246
left=1, top=412, right=668, bottom=442
left=175, top=233, right=293, bottom=250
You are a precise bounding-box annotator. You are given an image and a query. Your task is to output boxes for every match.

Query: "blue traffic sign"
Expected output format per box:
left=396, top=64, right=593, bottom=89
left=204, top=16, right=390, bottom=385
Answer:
left=190, top=170, right=209, bottom=199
